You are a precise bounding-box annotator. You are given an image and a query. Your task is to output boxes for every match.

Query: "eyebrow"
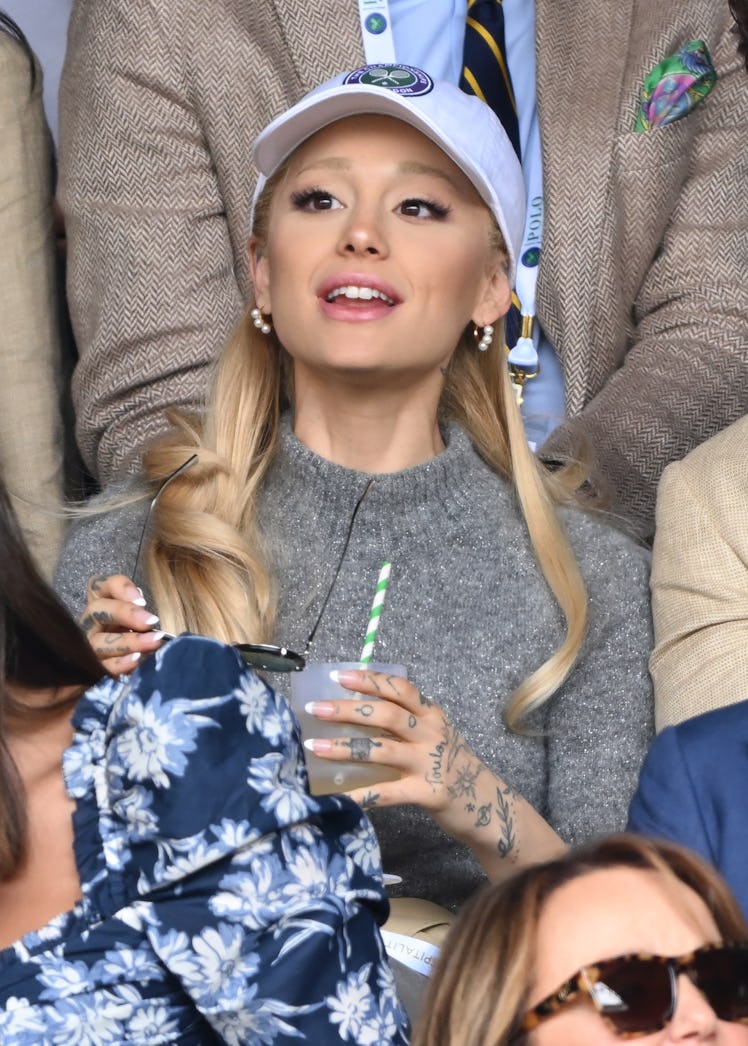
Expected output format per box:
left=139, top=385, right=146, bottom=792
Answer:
left=294, top=156, right=460, bottom=190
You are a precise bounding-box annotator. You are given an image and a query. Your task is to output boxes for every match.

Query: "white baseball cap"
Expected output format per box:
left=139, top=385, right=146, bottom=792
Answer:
left=251, top=64, right=525, bottom=281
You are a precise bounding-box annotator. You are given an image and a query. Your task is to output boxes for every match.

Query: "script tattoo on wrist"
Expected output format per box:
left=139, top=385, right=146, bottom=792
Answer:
left=496, top=784, right=516, bottom=859
left=345, top=737, right=383, bottom=761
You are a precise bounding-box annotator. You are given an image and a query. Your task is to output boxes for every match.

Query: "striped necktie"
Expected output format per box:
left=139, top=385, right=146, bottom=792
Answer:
left=460, top=0, right=521, bottom=161
left=461, top=0, right=525, bottom=364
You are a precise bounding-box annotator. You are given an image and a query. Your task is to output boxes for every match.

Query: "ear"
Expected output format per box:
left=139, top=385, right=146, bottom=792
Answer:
left=472, top=266, right=511, bottom=329
left=248, top=235, right=271, bottom=313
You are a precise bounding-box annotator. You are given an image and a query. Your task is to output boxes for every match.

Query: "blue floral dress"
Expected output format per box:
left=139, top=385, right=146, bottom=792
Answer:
left=0, top=635, right=409, bottom=1044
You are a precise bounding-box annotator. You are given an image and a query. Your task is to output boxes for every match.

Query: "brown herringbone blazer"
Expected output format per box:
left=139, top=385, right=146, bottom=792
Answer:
left=651, top=414, right=748, bottom=730
left=59, top=0, right=748, bottom=537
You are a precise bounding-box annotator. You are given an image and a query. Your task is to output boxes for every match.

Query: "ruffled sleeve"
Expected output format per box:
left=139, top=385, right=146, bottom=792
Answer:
left=69, top=634, right=408, bottom=1044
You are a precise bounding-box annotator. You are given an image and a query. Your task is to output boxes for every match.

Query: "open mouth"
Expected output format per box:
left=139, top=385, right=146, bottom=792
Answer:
left=325, top=285, right=397, bottom=306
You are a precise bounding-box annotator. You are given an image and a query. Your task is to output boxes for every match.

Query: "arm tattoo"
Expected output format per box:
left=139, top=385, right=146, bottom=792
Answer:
left=448, top=761, right=483, bottom=801
left=359, top=790, right=380, bottom=811
left=80, top=609, right=115, bottom=634
left=496, top=785, right=516, bottom=859
left=474, top=803, right=492, bottom=828
left=345, top=737, right=383, bottom=761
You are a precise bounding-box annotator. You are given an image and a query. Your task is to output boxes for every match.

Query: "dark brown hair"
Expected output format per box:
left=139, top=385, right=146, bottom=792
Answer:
left=731, top=0, right=748, bottom=71
left=412, top=834, right=748, bottom=1046
left=0, top=480, right=102, bottom=877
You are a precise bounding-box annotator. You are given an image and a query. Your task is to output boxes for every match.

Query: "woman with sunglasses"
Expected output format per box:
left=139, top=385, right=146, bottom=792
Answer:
left=0, top=476, right=408, bottom=1041
left=57, top=66, right=654, bottom=910
left=412, top=834, right=748, bottom=1045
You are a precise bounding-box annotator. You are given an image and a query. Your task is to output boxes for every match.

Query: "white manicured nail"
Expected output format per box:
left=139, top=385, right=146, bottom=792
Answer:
left=329, top=670, right=342, bottom=682
left=132, top=596, right=147, bottom=607
left=144, top=614, right=159, bottom=626
left=130, top=652, right=142, bottom=663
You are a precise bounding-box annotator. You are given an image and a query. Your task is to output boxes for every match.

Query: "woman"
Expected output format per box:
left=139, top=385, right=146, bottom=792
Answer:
left=57, top=66, right=654, bottom=910
left=412, top=834, right=748, bottom=1045
left=0, top=12, right=66, bottom=576
left=0, top=475, right=408, bottom=1042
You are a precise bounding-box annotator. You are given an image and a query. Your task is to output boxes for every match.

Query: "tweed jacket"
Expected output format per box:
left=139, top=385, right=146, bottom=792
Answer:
left=0, top=33, right=66, bottom=577
left=651, top=414, right=748, bottom=730
left=58, top=0, right=748, bottom=538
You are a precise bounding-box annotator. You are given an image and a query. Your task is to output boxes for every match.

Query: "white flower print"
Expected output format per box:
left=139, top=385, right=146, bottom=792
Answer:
left=112, top=785, right=159, bottom=840
left=326, top=965, right=380, bottom=1043
left=341, top=823, right=384, bottom=876
left=0, top=997, right=47, bottom=1040
left=235, top=672, right=287, bottom=747
left=165, top=923, right=261, bottom=1005
left=36, top=956, right=92, bottom=1000
left=109, top=690, right=219, bottom=787
left=126, top=1003, right=180, bottom=1040
left=249, top=752, right=312, bottom=822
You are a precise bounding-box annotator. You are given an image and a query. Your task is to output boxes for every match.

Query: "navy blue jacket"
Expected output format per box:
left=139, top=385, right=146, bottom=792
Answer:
left=628, top=700, right=748, bottom=919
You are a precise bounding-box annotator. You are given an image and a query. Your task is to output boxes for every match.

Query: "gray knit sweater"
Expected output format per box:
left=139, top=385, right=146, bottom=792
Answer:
left=55, top=421, right=654, bottom=909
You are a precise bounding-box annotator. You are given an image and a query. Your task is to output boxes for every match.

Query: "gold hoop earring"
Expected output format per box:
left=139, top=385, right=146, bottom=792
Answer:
left=250, top=307, right=272, bottom=335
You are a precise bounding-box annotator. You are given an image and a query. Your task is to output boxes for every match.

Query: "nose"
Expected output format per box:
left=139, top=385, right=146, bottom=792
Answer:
left=337, top=204, right=388, bottom=258
left=666, top=974, right=720, bottom=1041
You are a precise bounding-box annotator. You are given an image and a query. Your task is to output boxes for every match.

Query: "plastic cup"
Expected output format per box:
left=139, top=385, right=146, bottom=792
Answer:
left=290, top=662, right=406, bottom=796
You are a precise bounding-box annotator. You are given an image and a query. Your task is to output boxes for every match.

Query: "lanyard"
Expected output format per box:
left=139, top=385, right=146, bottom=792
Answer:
left=358, top=0, right=397, bottom=64
left=507, top=103, right=543, bottom=401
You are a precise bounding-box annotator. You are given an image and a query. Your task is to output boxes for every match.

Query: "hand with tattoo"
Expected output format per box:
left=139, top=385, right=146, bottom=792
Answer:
left=304, top=668, right=566, bottom=882
left=80, top=573, right=167, bottom=676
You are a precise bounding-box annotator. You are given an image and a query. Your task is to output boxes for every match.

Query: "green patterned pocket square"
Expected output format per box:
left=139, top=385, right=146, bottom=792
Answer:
left=635, top=40, right=717, bottom=131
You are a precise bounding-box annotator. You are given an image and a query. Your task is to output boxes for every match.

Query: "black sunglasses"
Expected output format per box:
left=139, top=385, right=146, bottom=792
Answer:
left=520, top=942, right=748, bottom=1038
left=133, top=457, right=373, bottom=672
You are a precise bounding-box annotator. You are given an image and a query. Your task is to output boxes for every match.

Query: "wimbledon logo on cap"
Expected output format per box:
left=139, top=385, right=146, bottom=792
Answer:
left=343, top=65, right=433, bottom=96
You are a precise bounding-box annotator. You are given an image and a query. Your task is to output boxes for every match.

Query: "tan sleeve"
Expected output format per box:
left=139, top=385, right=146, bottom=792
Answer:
left=0, top=38, right=66, bottom=577
left=651, top=420, right=748, bottom=729
left=58, top=0, right=245, bottom=484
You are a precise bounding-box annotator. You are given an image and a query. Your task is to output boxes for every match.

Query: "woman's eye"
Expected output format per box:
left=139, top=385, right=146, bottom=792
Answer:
left=398, top=198, right=451, bottom=219
left=290, top=189, right=341, bottom=212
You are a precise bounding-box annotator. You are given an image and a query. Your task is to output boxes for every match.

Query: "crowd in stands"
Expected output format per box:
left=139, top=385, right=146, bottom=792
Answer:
left=0, top=0, right=746, bottom=1042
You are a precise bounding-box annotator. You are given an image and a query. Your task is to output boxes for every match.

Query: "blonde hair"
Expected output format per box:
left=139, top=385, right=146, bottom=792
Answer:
left=143, top=170, right=588, bottom=727
left=411, top=834, right=748, bottom=1046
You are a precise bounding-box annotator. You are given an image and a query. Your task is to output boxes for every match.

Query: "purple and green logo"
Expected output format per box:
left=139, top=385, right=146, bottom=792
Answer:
left=343, top=65, right=433, bottom=96
left=364, top=13, right=387, bottom=35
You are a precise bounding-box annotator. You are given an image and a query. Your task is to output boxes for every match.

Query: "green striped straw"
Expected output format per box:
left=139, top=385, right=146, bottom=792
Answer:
left=360, top=561, right=392, bottom=664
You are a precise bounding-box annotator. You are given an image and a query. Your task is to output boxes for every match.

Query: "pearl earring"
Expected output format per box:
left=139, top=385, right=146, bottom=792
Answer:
left=250, top=307, right=272, bottom=335
left=474, top=323, right=494, bottom=351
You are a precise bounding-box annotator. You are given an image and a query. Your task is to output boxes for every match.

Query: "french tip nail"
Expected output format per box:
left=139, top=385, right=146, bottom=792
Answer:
left=132, top=597, right=147, bottom=606
left=144, top=614, right=160, bottom=626
left=150, top=631, right=167, bottom=642
left=130, top=652, right=142, bottom=663
left=329, top=670, right=341, bottom=682
left=302, top=738, right=316, bottom=752
left=303, top=702, right=316, bottom=714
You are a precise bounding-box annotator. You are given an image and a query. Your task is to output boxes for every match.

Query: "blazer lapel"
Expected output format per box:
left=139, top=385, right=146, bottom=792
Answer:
left=535, top=0, right=635, bottom=412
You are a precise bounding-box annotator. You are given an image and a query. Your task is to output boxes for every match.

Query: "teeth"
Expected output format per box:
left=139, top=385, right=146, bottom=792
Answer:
left=327, top=285, right=395, bottom=305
